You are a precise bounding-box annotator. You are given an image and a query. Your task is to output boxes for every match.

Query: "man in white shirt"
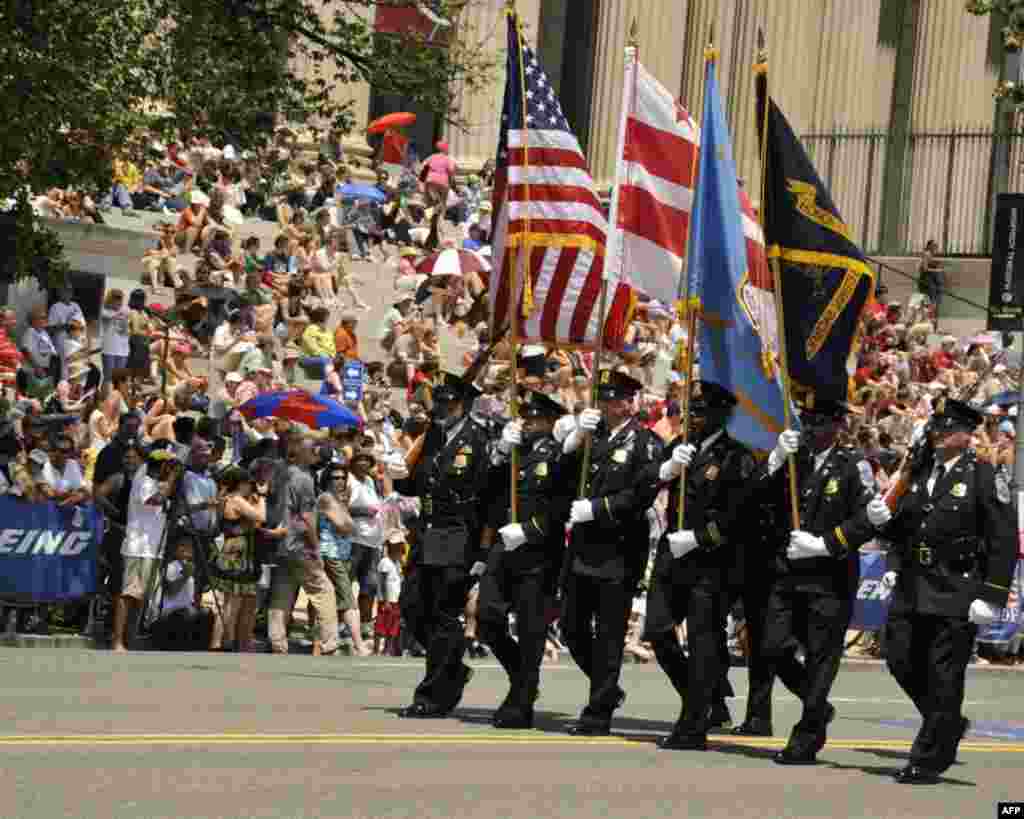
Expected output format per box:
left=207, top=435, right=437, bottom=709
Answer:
left=111, top=447, right=179, bottom=652
left=47, top=286, right=86, bottom=379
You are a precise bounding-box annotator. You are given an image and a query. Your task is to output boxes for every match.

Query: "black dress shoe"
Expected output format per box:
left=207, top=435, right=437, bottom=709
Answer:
left=493, top=710, right=534, bottom=730
left=398, top=702, right=450, bottom=719
left=959, top=716, right=971, bottom=740
left=894, top=764, right=941, bottom=785
left=773, top=747, right=818, bottom=765
left=567, top=719, right=611, bottom=737
left=732, top=718, right=773, bottom=737
left=614, top=687, right=627, bottom=709
left=658, top=730, right=707, bottom=751
left=826, top=703, right=836, bottom=724
left=707, top=702, right=733, bottom=732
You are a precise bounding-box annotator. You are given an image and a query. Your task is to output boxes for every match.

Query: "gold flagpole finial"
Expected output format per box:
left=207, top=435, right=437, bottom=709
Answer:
left=504, top=0, right=516, bottom=14
left=705, top=23, right=719, bottom=62
left=754, top=26, right=768, bottom=74
left=627, top=17, right=639, bottom=48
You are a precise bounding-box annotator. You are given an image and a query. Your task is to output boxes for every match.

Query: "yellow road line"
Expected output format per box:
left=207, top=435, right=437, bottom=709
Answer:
left=0, top=734, right=1022, bottom=753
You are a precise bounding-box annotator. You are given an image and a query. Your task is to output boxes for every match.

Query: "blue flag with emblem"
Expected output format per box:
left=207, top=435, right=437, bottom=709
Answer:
left=755, top=64, right=875, bottom=403
left=687, top=57, right=789, bottom=452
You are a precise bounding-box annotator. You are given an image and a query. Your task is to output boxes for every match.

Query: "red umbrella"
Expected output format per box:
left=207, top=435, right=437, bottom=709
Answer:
left=415, top=248, right=490, bottom=277
left=367, top=112, right=417, bottom=135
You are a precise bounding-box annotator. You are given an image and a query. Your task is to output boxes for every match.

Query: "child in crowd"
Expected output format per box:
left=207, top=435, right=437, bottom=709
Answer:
left=374, top=534, right=404, bottom=656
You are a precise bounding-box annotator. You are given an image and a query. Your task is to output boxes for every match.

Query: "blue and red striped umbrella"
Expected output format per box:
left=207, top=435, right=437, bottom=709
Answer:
left=237, top=390, right=362, bottom=429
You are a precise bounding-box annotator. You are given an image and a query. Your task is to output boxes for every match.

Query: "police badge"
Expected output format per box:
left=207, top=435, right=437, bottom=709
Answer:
left=535, top=462, right=548, bottom=477
left=612, top=449, right=628, bottom=464
left=857, top=460, right=875, bottom=490
left=704, top=465, right=719, bottom=481
left=825, top=478, right=839, bottom=495
left=951, top=483, right=967, bottom=498
left=995, top=473, right=1011, bottom=504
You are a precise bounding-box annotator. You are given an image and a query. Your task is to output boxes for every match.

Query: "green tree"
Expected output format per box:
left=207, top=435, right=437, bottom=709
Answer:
left=0, top=0, right=496, bottom=282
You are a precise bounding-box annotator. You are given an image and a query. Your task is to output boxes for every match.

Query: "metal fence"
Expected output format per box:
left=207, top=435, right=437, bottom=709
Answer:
left=800, top=128, right=1024, bottom=257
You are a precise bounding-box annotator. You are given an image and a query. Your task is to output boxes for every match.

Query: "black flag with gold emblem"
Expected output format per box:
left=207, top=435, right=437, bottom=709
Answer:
left=754, top=62, right=875, bottom=403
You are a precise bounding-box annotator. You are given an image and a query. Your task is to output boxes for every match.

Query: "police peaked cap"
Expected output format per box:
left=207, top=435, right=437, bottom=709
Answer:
left=520, top=389, right=565, bottom=419
left=433, top=370, right=482, bottom=403
left=595, top=369, right=643, bottom=400
left=689, top=380, right=737, bottom=413
left=932, top=397, right=984, bottom=431
left=517, top=347, right=548, bottom=379
left=794, top=393, right=849, bottom=420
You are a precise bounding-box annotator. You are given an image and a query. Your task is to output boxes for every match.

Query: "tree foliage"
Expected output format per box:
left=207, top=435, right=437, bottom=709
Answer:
left=0, top=0, right=496, bottom=282
left=967, top=0, right=1024, bottom=103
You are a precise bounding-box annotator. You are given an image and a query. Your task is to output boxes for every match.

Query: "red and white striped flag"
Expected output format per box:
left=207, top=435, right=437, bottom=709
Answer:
left=606, top=47, right=700, bottom=309
left=489, top=10, right=629, bottom=349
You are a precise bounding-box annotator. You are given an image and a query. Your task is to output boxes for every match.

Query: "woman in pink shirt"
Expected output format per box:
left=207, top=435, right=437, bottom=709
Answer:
left=421, top=141, right=457, bottom=210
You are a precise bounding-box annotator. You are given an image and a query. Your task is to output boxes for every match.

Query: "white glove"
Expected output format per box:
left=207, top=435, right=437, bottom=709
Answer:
left=386, top=455, right=409, bottom=479
left=579, top=408, right=601, bottom=432
left=668, top=530, right=699, bottom=559
left=660, top=443, right=696, bottom=480
left=498, top=523, right=527, bottom=551
left=866, top=496, right=892, bottom=527
left=786, top=530, right=829, bottom=560
left=570, top=499, right=595, bottom=525
left=469, top=561, right=487, bottom=577
left=881, top=571, right=898, bottom=590
left=968, top=598, right=1001, bottom=625
left=498, top=420, right=523, bottom=454
left=768, top=429, right=801, bottom=475
left=553, top=414, right=577, bottom=444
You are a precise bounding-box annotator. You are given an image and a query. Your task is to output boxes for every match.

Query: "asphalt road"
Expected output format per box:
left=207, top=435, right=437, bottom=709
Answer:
left=2, top=649, right=1022, bottom=818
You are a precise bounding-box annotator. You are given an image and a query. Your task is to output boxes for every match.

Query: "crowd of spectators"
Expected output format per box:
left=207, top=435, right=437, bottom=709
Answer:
left=1, top=122, right=1019, bottom=664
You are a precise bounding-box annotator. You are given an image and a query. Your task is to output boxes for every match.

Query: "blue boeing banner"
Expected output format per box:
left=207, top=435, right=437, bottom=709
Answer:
left=0, top=499, right=102, bottom=603
left=851, top=550, right=891, bottom=631
left=688, top=56, right=790, bottom=452
left=977, top=559, right=1024, bottom=646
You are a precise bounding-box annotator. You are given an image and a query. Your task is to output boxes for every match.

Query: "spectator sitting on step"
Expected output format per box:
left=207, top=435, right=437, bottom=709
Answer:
left=150, top=537, right=216, bottom=651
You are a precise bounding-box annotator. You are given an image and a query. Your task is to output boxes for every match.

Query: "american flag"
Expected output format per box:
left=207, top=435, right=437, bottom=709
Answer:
left=489, top=10, right=629, bottom=349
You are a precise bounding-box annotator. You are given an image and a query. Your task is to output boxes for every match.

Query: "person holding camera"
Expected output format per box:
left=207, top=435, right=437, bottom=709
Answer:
left=111, top=444, right=182, bottom=652
left=150, top=537, right=215, bottom=651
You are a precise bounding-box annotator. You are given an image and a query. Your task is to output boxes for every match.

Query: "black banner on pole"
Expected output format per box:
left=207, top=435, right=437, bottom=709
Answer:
left=988, top=193, right=1024, bottom=332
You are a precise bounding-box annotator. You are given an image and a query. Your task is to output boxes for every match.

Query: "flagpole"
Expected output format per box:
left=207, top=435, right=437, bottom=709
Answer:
left=577, top=280, right=608, bottom=499
left=506, top=0, right=530, bottom=523
left=576, top=19, right=641, bottom=499
left=754, top=29, right=800, bottom=529
left=675, top=25, right=714, bottom=532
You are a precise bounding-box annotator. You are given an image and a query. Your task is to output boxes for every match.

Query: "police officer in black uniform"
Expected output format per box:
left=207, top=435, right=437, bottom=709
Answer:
left=870, top=398, right=1017, bottom=784
left=394, top=371, right=495, bottom=718
left=560, top=370, right=662, bottom=735
left=750, top=397, right=875, bottom=764
left=477, top=390, right=575, bottom=729
left=726, top=491, right=814, bottom=738
left=642, top=380, right=755, bottom=750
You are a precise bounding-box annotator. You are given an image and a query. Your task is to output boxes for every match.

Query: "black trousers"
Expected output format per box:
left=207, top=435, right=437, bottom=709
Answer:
left=728, top=582, right=807, bottom=724
left=646, top=575, right=725, bottom=732
left=478, top=568, right=549, bottom=715
left=885, top=605, right=976, bottom=773
left=762, top=584, right=851, bottom=754
left=561, top=572, right=632, bottom=720
left=406, top=565, right=473, bottom=710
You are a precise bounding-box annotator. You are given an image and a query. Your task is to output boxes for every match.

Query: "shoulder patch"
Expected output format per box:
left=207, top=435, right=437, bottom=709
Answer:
left=857, top=460, right=875, bottom=490
left=995, top=471, right=1011, bottom=505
